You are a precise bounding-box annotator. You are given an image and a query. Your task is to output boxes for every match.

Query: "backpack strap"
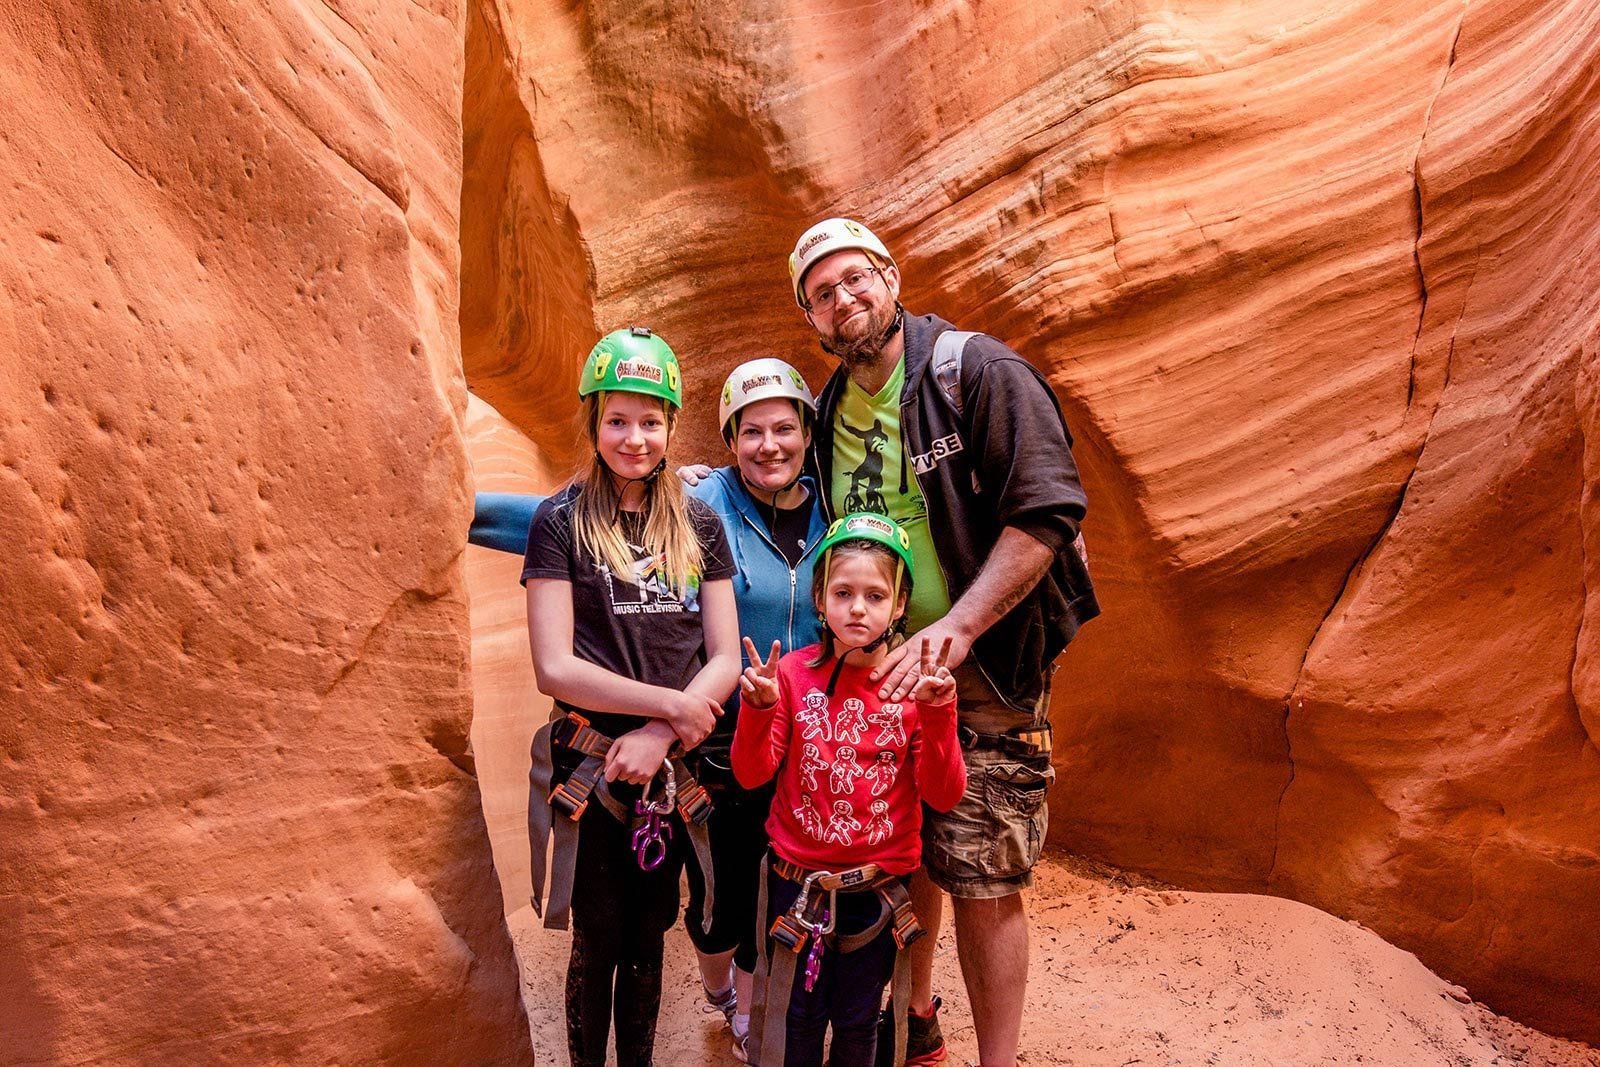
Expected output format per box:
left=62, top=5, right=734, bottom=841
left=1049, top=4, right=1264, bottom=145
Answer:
left=930, top=329, right=978, bottom=419
left=928, top=328, right=1092, bottom=571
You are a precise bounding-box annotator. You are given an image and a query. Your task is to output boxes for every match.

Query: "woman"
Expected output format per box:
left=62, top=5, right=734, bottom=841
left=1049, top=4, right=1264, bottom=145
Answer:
left=680, top=358, right=828, bottom=1059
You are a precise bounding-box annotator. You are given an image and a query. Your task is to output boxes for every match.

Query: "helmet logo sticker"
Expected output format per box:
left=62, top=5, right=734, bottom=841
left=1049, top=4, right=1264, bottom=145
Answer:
left=739, top=373, right=782, bottom=392
left=615, top=359, right=664, bottom=385
left=844, top=515, right=894, bottom=538
left=796, top=231, right=830, bottom=259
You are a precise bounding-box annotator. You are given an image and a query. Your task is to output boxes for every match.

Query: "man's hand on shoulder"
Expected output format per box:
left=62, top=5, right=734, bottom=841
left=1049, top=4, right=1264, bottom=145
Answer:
left=873, top=617, right=973, bottom=701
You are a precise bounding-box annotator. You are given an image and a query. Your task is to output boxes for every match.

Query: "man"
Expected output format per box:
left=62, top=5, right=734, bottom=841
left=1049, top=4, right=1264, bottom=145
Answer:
left=790, top=218, right=1098, bottom=1067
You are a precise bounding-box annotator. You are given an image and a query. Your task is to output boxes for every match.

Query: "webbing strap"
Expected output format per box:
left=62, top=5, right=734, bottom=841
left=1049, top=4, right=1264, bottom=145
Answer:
left=527, top=720, right=556, bottom=923
left=750, top=853, right=778, bottom=1067
left=672, top=755, right=715, bottom=936
left=889, top=942, right=912, bottom=1067
left=527, top=719, right=589, bottom=930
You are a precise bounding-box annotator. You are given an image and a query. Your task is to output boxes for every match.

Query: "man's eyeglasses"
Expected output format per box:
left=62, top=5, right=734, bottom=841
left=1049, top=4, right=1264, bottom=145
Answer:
left=803, top=266, right=884, bottom=313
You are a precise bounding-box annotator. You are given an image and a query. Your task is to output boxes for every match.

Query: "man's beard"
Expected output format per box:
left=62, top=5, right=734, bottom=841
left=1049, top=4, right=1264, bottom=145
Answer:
left=820, top=303, right=904, bottom=369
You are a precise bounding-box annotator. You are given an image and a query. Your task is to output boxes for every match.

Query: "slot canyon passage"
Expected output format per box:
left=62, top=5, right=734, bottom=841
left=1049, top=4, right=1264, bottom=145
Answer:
left=4, top=0, right=1600, bottom=1064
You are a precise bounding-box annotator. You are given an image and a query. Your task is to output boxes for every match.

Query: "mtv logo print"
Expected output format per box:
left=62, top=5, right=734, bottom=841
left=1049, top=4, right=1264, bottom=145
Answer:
left=602, top=541, right=699, bottom=615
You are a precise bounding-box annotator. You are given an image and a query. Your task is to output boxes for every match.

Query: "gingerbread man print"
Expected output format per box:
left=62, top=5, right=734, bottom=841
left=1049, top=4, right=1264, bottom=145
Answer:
left=793, top=794, right=825, bottom=840
left=796, top=688, right=832, bottom=742
left=865, top=799, right=893, bottom=845
left=799, top=742, right=827, bottom=792
left=823, top=800, right=862, bottom=846
left=867, top=703, right=905, bottom=747
left=865, top=750, right=897, bottom=797
left=829, top=746, right=865, bottom=794
left=834, top=697, right=867, bottom=745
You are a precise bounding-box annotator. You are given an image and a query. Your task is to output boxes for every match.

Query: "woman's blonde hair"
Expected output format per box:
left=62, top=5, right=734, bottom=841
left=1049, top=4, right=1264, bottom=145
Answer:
left=570, top=392, right=703, bottom=594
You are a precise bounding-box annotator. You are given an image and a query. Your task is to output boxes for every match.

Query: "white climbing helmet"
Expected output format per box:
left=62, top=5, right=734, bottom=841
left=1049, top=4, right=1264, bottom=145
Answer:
left=718, top=357, right=816, bottom=443
left=788, top=217, right=896, bottom=308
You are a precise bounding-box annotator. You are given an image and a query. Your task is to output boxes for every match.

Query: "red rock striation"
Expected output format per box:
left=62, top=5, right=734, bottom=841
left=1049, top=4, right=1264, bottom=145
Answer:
left=462, top=0, right=1600, bottom=1043
left=0, top=2, right=530, bottom=1062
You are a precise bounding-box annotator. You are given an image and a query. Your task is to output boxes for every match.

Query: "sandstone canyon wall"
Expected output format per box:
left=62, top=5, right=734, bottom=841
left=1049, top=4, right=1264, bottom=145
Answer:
left=1, top=3, right=531, bottom=1063
left=461, top=0, right=1600, bottom=1043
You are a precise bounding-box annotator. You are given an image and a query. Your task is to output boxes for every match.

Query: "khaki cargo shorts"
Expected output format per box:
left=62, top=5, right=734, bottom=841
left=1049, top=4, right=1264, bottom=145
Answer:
left=921, top=663, right=1054, bottom=899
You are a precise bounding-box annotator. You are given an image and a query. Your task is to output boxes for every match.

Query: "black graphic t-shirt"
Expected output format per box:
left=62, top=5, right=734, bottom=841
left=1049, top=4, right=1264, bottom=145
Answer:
left=520, top=483, right=736, bottom=742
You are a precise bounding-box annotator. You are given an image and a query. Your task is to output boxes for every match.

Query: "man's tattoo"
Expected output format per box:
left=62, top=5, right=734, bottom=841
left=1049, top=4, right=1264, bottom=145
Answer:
left=992, top=556, right=1052, bottom=617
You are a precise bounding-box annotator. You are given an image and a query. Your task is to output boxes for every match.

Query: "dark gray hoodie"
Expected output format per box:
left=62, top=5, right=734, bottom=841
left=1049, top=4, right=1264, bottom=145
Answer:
left=808, top=311, right=1099, bottom=712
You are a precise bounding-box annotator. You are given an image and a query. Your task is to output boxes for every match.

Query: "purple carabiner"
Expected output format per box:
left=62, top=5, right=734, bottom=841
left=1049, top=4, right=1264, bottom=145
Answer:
left=802, top=906, right=829, bottom=992
left=631, top=806, right=673, bottom=871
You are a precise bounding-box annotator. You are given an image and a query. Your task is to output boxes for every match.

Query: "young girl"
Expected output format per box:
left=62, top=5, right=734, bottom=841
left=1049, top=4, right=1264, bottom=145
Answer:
left=732, top=513, right=965, bottom=1067
left=523, top=327, right=741, bottom=1067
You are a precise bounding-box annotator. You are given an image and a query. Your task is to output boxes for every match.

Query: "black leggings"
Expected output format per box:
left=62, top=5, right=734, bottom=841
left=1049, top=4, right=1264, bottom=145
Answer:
left=766, top=867, right=902, bottom=1067
left=567, top=802, right=684, bottom=1067
left=683, top=778, right=773, bottom=974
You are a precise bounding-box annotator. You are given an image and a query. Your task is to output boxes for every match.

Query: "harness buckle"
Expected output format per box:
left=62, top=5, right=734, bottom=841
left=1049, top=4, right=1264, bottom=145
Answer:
left=549, top=776, right=594, bottom=821
left=675, top=776, right=713, bottom=826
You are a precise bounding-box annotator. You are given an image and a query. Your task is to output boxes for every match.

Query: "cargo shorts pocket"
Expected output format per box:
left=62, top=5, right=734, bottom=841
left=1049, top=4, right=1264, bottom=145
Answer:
left=980, top=758, right=1054, bottom=879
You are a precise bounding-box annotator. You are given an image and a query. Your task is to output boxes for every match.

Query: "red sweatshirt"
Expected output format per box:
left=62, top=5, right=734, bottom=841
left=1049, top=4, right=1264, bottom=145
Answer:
left=731, top=646, right=966, bottom=875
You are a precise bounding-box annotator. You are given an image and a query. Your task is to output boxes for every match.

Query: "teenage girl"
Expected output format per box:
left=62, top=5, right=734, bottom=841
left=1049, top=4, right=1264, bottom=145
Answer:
left=523, top=327, right=741, bottom=1067
left=732, top=513, right=965, bottom=1066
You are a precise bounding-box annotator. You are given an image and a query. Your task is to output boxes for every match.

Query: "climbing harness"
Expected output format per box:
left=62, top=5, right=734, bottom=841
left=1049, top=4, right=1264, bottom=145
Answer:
left=528, top=710, right=715, bottom=931
left=749, top=854, right=924, bottom=1067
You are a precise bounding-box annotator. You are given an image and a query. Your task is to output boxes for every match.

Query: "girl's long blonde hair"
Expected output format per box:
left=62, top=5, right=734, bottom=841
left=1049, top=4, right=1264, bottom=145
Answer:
left=570, top=392, right=703, bottom=594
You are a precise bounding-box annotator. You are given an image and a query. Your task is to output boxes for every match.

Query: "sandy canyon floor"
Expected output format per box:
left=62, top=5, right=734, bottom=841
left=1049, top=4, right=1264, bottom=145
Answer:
left=510, top=851, right=1598, bottom=1066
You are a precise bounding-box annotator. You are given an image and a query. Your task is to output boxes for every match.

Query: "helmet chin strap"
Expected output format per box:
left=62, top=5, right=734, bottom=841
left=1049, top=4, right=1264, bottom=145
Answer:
left=818, top=304, right=904, bottom=360
left=823, top=625, right=898, bottom=697
left=600, top=453, right=669, bottom=522
left=742, top=466, right=805, bottom=535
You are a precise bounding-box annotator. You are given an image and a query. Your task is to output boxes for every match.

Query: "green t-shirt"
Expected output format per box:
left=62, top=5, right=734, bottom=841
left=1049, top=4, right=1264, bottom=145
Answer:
left=830, top=356, right=953, bottom=633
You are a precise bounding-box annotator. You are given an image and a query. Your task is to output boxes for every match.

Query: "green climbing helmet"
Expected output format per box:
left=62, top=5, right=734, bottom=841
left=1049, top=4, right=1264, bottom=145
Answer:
left=817, top=512, right=915, bottom=581
left=579, top=327, right=683, bottom=409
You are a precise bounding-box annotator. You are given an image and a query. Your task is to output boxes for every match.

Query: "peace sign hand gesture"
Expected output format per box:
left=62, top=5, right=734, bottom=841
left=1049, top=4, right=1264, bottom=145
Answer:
left=739, top=637, right=783, bottom=708
left=909, top=637, right=957, bottom=705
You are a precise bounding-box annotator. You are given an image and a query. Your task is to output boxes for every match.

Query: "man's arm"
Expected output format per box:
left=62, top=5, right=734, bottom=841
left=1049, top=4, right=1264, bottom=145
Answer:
left=877, top=345, right=1084, bottom=700
left=873, top=527, right=1053, bottom=700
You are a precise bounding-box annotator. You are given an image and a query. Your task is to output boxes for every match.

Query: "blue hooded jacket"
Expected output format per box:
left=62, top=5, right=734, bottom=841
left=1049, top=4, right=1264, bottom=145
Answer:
left=687, top=466, right=826, bottom=698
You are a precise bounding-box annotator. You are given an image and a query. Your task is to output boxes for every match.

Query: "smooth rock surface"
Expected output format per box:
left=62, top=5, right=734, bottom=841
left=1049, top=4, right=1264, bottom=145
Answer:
left=0, top=2, right=531, bottom=1062
left=462, top=0, right=1600, bottom=1042
left=464, top=394, right=559, bottom=917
